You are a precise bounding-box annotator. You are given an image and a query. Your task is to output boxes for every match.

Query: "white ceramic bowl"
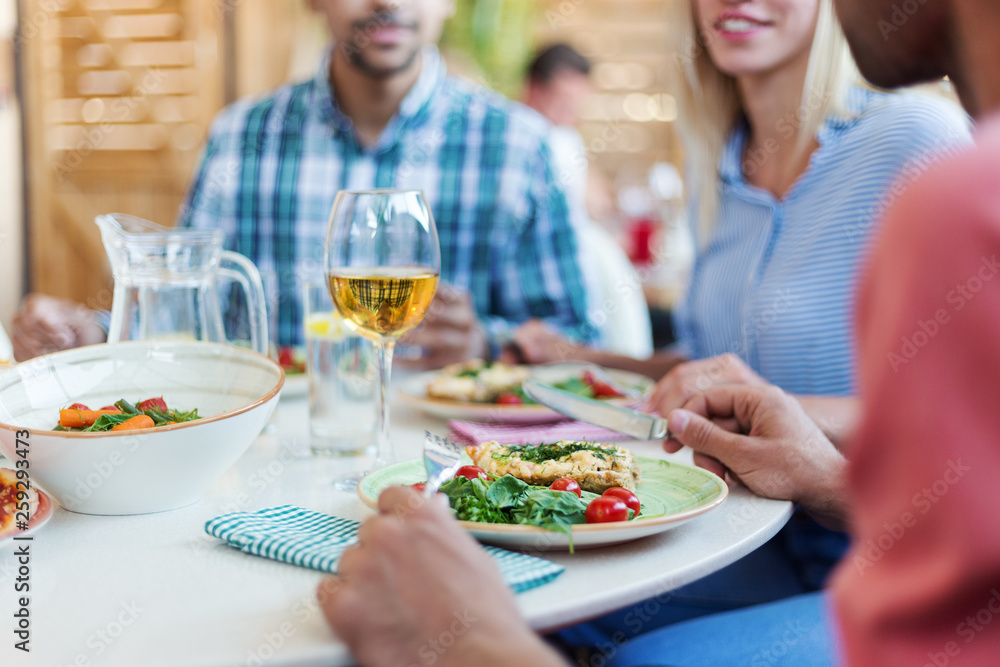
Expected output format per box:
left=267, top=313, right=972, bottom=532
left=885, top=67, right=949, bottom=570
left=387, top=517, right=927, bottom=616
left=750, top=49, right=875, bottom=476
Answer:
left=0, top=341, right=283, bottom=515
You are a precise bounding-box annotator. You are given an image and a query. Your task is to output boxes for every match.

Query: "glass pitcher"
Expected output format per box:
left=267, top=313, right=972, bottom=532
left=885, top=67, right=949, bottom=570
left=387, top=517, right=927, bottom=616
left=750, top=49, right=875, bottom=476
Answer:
left=96, top=213, right=268, bottom=355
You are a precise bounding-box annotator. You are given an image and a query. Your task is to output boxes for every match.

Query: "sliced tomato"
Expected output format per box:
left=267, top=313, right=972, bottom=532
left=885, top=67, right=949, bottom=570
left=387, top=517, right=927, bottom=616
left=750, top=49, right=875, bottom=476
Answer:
left=137, top=396, right=168, bottom=412
left=495, top=392, right=523, bottom=405
left=454, top=465, right=488, bottom=481
left=585, top=496, right=629, bottom=523
left=582, top=371, right=624, bottom=398
left=549, top=477, right=582, bottom=497
left=602, top=487, right=641, bottom=517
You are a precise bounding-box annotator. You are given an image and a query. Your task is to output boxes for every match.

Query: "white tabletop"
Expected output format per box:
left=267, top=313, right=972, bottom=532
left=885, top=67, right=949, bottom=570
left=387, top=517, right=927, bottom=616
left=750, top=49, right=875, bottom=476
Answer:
left=1, top=393, right=792, bottom=667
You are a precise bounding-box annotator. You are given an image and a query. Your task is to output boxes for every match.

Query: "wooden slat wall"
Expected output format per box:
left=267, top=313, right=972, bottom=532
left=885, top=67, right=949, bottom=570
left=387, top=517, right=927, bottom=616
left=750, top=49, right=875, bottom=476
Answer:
left=0, top=3, right=23, bottom=328
left=22, top=0, right=225, bottom=307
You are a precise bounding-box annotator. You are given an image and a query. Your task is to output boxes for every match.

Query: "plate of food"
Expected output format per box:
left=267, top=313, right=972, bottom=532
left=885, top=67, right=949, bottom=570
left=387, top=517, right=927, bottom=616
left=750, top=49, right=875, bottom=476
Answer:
left=0, top=467, right=56, bottom=543
left=398, top=361, right=654, bottom=424
left=277, top=346, right=308, bottom=399
left=358, top=440, right=727, bottom=550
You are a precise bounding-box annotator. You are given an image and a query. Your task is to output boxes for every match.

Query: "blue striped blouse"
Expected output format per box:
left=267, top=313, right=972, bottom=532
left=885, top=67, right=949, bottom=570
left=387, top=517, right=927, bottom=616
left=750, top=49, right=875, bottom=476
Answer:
left=673, top=88, right=970, bottom=395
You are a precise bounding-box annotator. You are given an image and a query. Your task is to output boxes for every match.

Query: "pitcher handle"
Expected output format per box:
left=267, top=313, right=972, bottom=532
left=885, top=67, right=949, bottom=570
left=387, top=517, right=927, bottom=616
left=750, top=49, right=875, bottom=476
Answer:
left=218, top=251, right=269, bottom=356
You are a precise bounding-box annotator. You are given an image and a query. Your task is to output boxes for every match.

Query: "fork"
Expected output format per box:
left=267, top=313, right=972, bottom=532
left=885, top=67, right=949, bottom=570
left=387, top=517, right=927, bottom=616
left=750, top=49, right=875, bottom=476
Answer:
left=341, top=431, right=463, bottom=549
left=422, top=430, right=464, bottom=497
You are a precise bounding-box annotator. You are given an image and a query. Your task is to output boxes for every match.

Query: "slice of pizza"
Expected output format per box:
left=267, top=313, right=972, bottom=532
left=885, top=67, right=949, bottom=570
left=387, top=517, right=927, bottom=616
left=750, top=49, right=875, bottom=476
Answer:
left=0, top=468, right=40, bottom=539
left=465, top=440, right=641, bottom=494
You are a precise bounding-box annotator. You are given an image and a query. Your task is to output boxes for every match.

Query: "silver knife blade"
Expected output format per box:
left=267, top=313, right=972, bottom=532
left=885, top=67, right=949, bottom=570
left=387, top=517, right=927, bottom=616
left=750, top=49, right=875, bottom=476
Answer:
left=522, top=378, right=669, bottom=441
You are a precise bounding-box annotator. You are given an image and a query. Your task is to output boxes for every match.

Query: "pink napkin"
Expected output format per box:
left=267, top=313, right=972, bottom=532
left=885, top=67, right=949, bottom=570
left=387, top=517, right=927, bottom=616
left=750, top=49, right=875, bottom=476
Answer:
left=448, top=419, right=628, bottom=447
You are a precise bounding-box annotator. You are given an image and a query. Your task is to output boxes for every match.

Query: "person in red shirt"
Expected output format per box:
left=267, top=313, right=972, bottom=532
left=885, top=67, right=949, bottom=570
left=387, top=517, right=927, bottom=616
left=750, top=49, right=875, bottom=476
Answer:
left=314, top=0, right=1000, bottom=664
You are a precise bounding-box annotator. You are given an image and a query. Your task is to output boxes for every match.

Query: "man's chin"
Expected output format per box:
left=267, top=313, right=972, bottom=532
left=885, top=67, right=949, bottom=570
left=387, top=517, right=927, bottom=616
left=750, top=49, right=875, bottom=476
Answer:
left=342, top=45, right=422, bottom=80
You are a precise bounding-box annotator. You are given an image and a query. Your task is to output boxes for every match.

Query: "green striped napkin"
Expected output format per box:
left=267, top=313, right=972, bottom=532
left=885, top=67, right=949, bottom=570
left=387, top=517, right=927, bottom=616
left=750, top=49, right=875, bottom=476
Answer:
left=205, top=505, right=565, bottom=594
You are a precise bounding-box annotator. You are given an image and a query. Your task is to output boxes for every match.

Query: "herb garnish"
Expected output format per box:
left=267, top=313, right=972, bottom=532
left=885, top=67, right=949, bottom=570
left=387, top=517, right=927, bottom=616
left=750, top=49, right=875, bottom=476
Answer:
left=490, top=442, right=615, bottom=464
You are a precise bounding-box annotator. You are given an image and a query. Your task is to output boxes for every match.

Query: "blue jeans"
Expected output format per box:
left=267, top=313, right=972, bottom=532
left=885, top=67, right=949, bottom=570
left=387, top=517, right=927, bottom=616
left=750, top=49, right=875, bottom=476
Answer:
left=557, top=513, right=847, bottom=649
left=603, top=591, right=839, bottom=667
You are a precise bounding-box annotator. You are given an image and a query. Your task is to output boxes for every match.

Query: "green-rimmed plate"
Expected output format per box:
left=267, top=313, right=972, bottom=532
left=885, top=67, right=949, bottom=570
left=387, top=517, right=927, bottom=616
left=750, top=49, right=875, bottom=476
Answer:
left=358, top=455, right=728, bottom=550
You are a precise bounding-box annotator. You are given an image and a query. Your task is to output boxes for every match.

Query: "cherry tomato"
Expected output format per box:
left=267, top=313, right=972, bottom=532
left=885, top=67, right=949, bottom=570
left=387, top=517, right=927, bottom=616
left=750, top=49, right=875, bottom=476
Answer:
left=410, top=482, right=427, bottom=493
left=602, top=487, right=641, bottom=517
left=98, top=406, right=119, bottom=412
left=67, top=403, right=90, bottom=411
left=454, top=465, right=488, bottom=481
left=495, top=392, right=523, bottom=405
left=585, top=496, right=629, bottom=523
left=278, top=347, right=295, bottom=368
left=549, top=478, right=582, bottom=497
left=137, top=396, right=168, bottom=412
left=582, top=371, right=624, bottom=399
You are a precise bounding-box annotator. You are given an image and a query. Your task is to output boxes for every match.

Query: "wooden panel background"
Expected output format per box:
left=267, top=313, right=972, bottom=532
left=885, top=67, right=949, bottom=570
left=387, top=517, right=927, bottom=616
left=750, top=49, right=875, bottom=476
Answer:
left=21, top=0, right=226, bottom=309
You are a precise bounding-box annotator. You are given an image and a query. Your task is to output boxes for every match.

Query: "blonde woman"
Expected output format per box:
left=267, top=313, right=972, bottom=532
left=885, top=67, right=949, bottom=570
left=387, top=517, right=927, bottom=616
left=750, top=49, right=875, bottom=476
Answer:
left=534, top=0, right=970, bottom=652
left=514, top=0, right=967, bottom=437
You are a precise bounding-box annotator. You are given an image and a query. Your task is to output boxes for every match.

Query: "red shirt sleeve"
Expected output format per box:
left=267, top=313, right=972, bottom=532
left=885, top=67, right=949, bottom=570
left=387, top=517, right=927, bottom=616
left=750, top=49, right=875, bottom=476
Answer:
left=832, top=114, right=1000, bottom=665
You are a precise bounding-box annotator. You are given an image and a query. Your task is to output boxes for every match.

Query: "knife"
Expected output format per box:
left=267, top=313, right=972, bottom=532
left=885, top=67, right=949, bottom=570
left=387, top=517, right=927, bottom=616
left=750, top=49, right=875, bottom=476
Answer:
left=522, top=378, right=670, bottom=441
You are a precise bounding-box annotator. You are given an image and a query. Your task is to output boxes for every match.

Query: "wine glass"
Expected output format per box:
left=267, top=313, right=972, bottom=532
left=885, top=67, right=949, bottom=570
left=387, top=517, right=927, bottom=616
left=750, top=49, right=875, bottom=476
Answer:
left=324, top=190, right=440, bottom=482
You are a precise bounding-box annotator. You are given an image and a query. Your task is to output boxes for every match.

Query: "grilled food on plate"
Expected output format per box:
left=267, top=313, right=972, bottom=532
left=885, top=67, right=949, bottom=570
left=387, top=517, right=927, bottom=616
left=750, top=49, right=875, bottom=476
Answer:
left=426, top=359, right=530, bottom=403
left=0, top=468, right=40, bottom=538
left=465, top=440, right=641, bottom=494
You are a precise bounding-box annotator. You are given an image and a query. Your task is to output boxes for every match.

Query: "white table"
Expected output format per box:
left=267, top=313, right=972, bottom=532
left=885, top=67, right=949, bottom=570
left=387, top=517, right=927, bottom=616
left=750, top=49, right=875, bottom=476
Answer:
left=1, top=395, right=791, bottom=667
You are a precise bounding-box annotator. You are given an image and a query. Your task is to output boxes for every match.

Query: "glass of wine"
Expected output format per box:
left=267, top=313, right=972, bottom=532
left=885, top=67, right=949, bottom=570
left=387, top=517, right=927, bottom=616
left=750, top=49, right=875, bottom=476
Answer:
left=324, top=190, right=440, bottom=483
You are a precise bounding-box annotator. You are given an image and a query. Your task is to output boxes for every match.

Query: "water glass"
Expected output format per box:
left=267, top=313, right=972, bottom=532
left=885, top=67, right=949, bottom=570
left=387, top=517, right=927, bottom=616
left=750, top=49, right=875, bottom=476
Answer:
left=303, top=282, right=377, bottom=457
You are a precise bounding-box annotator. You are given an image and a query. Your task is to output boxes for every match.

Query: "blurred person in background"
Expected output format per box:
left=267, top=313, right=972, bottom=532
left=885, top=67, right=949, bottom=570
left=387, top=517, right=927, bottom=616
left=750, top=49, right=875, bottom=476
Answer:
left=12, top=0, right=597, bottom=367
left=524, top=44, right=653, bottom=358
left=314, top=0, right=1000, bottom=659
left=503, top=0, right=971, bottom=654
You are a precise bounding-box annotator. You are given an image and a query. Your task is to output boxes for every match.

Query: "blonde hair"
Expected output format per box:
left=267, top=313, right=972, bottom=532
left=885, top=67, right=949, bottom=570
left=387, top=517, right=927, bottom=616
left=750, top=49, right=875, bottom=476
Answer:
left=668, top=0, right=860, bottom=240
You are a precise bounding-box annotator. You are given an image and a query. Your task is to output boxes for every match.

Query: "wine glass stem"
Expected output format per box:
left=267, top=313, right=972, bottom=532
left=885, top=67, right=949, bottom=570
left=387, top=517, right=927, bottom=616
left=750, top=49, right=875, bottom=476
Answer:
left=374, top=339, right=396, bottom=466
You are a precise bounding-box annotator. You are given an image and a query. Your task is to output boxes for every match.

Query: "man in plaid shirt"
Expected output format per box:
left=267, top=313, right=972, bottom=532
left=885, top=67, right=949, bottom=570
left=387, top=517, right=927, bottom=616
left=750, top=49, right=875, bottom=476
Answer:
left=12, top=0, right=596, bottom=366
left=178, top=0, right=595, bottom=365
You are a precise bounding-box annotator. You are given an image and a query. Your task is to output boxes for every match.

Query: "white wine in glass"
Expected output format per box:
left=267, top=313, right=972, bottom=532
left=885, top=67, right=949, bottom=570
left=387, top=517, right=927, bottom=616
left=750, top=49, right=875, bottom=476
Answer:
left=324, top=190, right=440, bottom=487
left=327, top=267, right=439, bottom=340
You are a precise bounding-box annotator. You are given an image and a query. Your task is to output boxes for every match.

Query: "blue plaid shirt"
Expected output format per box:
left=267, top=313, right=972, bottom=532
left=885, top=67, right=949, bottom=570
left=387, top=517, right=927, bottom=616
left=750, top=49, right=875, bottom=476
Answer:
left=178, top=47, right=595, bottom=349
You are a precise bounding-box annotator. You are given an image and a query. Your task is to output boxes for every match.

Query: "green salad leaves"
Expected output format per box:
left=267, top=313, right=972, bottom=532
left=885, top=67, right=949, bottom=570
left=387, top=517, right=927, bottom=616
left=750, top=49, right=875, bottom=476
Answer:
left=439, top=474, right=593, bottom=535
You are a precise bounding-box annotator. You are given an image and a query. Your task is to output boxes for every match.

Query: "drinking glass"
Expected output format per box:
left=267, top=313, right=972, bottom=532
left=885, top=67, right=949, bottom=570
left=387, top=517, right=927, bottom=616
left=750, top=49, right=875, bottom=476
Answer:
left=324, top=190, right=440, bottom=479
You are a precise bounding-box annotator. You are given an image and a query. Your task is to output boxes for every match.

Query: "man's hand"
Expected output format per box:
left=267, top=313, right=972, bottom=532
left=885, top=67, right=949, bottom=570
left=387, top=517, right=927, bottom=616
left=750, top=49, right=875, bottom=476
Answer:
left=644, top=353, right=767, bottom=415
left=12, top=294, right=107, bottom=361
left=317, top=487, right=566, bottom=667
left=661, top=385, right=849, bottom=530
left=399, top=284, right=488, bottom=369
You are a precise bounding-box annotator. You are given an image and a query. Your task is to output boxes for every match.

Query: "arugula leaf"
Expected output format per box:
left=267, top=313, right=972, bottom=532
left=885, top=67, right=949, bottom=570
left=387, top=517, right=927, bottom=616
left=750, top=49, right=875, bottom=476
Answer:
left=84, top=413, right=135, bottom=432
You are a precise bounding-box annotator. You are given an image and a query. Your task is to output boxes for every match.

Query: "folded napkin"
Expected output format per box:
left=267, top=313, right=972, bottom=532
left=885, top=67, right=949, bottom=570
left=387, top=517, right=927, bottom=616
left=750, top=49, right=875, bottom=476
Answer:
left=449, top=419, right=628, bottom=447
left=205, top=505, right=564, bottom=594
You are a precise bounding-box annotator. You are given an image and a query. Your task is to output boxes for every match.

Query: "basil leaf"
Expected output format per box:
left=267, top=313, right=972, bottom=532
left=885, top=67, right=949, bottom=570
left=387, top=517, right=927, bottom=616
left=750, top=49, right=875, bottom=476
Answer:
left=484, top=475, right=528, bottom=508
